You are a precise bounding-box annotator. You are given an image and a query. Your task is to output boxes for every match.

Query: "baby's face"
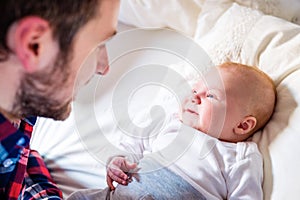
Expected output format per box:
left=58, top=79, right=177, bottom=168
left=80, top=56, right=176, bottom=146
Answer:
left=180, top=67, right=246, bottom=140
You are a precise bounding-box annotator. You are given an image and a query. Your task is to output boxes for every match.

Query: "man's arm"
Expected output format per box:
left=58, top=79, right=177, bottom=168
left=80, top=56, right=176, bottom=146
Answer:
left=23, top=150, right=63, bottom=200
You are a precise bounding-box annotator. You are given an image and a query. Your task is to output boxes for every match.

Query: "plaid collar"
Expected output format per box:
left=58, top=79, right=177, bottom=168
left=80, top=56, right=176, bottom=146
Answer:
left=0, top=114, right=36, bottom=162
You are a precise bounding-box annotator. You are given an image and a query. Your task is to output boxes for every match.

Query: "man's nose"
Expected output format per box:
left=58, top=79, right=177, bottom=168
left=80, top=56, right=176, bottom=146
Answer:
left=96, top=45, right=110, bottom=75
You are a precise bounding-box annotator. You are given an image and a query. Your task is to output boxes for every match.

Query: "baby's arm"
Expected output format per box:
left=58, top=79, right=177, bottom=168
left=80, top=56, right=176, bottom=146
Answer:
left=106, top=156, right=137, bottom=190
left=226, top=150, right=263, bottom=200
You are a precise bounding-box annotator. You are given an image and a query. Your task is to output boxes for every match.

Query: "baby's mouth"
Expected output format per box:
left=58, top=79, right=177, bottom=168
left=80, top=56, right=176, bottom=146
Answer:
left=186, top=108, right=199, bottom=115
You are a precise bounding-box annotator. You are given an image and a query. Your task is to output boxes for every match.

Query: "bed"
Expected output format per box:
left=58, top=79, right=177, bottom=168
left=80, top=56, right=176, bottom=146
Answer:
left=31, top=0, right=300, bottom=199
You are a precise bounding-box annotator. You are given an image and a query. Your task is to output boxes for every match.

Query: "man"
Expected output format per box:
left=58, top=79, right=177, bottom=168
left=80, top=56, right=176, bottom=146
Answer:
left=0, top=0, right=120, bottom=199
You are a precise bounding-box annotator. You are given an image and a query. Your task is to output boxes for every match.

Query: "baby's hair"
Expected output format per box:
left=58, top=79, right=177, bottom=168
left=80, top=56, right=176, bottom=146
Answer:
left=219, top=62, right=277, bottom=133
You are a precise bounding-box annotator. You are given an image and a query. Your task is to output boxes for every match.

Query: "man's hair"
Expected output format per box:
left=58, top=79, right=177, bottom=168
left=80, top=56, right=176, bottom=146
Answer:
left=219, top=62, right=277, bottom=133
left=0, top=0, right=99, bottom=62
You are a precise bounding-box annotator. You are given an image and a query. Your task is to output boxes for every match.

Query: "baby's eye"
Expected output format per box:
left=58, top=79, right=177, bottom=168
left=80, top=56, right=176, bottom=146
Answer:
left=206, top=93, right=215, bottom=98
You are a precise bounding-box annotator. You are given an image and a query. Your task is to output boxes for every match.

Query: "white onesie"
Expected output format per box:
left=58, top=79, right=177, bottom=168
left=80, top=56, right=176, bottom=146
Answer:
left=119, top=114, right=263, bottom=200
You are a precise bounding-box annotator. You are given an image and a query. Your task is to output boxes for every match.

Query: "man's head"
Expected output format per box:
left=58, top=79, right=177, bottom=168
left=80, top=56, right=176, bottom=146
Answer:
left=180, top=62, right=276, bottom=142
left=0, top=0, right=120, bottom=120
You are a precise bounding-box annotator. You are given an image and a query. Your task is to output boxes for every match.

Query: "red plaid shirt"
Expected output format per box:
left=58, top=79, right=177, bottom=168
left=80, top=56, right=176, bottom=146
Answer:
left=0, top=114, right=63, bottom=199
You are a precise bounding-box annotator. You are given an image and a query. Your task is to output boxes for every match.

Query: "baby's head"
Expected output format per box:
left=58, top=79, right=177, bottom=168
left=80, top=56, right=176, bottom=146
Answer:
left=180, top=62, right=276, bottom=142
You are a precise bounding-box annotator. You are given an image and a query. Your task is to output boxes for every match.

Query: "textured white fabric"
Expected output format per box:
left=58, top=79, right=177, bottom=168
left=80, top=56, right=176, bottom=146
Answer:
left=30, top=113, right=108, bottom=197
left=195, top=3, right=263, bottom=65
left=118, top=0, right=204, bottom=36
left=118, top=0, right=300, bottom=38
left=235, top=0, right=300, bottom=25
left=252, top=70, right=300, bottom=200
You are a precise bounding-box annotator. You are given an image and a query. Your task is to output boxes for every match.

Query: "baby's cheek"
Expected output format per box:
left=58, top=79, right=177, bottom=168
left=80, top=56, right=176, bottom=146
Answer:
left=180, top=98, right=188, bottom=111
left=177, top=110, right=183, bottom=121
left=199, top=105, right=212, bottom=130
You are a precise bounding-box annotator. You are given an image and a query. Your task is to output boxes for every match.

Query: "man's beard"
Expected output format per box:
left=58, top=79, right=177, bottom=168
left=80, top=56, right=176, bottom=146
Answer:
left=12, top=56, right=73, bottom=120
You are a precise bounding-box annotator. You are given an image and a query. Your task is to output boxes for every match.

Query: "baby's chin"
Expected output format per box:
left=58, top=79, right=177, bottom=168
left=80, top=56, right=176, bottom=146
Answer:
left=180, top=117, right=202, bottom=132
left=179, top=115, right=212, bottom=136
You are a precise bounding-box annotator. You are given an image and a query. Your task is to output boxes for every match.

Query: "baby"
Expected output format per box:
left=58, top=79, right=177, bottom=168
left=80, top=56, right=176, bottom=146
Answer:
left=180, top=61, right=276, bottom=143
left=68, top=62, right=276, bottom=200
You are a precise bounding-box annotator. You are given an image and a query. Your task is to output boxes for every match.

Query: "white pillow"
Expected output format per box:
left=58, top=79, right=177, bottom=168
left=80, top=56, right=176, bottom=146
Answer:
left=194, top=2, right=300, bottom=200
left=31, top=113, right=108, bottom=196
left=118, top=0, right=204, bottom=36
left=235, top=0, right=300, bottom=25
left=253, top=70, right=300, bottom=200
left=240, top=14, right=300, bottom=82
left=118, top=0, right=300, bottom=37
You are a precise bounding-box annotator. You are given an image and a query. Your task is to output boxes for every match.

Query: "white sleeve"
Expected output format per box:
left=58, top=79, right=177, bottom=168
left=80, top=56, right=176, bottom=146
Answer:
left=116, top=108, right=170, bottom=163
left=226, top=149, right=263, bottom=200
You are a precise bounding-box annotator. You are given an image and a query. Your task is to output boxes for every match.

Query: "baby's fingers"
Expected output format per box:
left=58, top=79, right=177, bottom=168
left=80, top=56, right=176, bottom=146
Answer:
left=106, top=175, right=115, bottom=190
left=107, top=167, right=129, bottom=185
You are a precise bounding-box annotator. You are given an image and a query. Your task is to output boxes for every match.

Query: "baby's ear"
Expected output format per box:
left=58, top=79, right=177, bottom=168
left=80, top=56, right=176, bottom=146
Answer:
left=234, top=116, right=257, bottom=135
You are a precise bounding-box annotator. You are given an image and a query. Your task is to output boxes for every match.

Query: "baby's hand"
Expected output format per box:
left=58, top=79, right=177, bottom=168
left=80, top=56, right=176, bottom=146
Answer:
left=106, top=156, right=137, bottom=190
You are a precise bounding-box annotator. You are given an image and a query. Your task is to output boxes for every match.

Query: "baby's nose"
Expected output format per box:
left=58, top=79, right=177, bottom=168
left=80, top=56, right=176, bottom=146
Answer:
left=191, top=92, right=201, bottom=104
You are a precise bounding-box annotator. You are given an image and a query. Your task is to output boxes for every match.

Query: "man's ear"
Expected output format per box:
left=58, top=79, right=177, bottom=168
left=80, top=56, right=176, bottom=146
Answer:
left=8, top=16, right=57, bottom=73
left=234, top=116, right=257, bottom=135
